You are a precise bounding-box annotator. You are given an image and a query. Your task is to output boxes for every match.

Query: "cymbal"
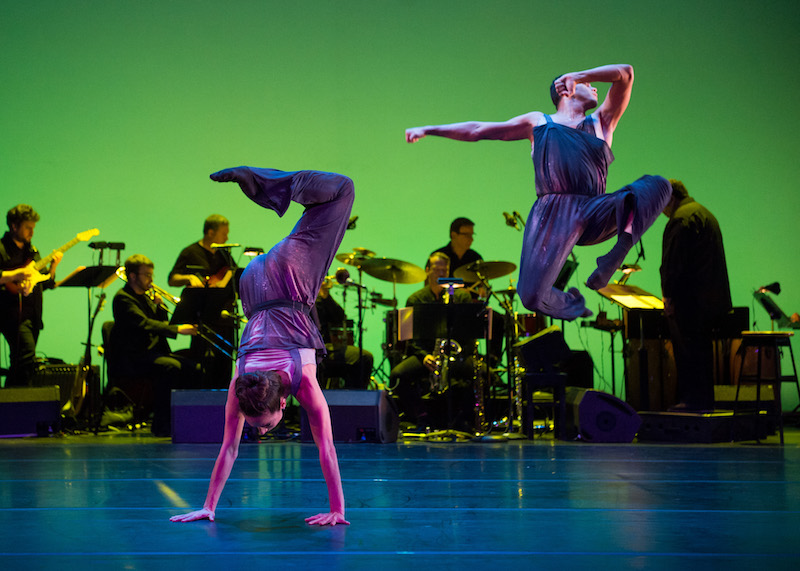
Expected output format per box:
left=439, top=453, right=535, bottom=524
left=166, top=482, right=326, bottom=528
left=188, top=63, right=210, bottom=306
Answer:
left=361, top=257, right=426, bottom=284
left=454, top=260, right=517, bottom=282
left=335, top=247, right=376, bottom=267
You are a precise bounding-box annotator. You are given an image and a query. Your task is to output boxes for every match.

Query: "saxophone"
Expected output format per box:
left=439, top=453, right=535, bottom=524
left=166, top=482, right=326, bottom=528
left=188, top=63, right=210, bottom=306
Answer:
left=430, top=338, right=462, bottom=394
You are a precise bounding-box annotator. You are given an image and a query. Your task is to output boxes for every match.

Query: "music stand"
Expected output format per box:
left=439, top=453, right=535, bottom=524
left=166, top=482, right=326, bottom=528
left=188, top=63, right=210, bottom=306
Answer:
left=171, top=288, right=234, bottom=359
left=57, top=265, right=120, bottom=430
left=597, top=283, right=664, bottom=311
left=412, top=303, right=492, bottom=436
left=597, top=283, right=664, bottom=409
left=411, top=304, right=491, bottom=343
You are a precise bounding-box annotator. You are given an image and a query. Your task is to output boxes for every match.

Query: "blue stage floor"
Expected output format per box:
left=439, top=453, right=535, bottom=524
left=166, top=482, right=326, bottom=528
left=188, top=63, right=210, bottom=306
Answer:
left=1, top=428, right=799, bottom=571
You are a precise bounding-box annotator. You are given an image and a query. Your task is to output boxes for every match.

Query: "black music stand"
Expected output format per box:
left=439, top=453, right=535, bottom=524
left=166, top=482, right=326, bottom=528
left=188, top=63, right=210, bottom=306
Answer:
left=411, top=304, right=488, bottom=343
left=412, top=302, right=489, bottom=436
left=598, top=283, right=664, bottom=409
left=57, top=265, right=120, bottom=430
left=171, top=288, right=234, bottom=359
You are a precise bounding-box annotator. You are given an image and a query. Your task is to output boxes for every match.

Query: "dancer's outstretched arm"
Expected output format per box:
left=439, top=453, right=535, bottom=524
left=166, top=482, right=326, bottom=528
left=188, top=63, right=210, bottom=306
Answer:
left=296, top=363, right=349, bottom=526
left=169, top=376, right=245, bottom=523
left=406, top=111, right=542, bottom=144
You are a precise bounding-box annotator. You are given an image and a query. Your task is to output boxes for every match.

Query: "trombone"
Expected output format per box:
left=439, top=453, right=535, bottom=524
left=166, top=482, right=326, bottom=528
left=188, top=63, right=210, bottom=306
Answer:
left=114, top=266, right=235, bottom=360
left=115, top=266, right=179, bottom=312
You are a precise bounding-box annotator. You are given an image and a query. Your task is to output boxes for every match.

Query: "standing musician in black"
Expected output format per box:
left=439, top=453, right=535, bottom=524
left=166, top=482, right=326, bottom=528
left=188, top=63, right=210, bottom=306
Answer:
left=169, top=214, right=237, bottom=388
left=0, top=204, right=62, bottom=387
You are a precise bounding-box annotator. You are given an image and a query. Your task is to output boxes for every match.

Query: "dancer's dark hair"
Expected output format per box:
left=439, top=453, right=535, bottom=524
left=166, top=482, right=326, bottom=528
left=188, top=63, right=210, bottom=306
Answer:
left=235, top=370, right=286, bottom=416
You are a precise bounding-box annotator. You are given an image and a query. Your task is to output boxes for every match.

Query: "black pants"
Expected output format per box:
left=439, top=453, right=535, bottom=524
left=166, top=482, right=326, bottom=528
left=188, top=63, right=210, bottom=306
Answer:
left=667, top=314, right=715, bottom=411
left=114, top=353, right=200, bottom=436
left=390, top=355, right=475, bottom=429
left=1, top=319, right=40, bottom=387
left=321, top=345, right=374, bottom=389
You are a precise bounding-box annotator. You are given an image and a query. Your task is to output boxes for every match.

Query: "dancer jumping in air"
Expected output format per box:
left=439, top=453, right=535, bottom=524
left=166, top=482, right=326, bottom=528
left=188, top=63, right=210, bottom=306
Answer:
left=406, top=64, right=670, bottom=320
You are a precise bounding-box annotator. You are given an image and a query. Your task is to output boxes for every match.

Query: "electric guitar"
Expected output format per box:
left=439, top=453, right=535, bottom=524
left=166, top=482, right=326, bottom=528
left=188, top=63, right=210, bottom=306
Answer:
left=5, top=228, right=99, bottom=295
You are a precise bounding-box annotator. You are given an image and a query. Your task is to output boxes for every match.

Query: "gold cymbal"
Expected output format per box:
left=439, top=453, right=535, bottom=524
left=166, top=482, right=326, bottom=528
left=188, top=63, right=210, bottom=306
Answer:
left=454, top=260, right=517, bottom=282
left=335, top=247, right=376, bottom=267
left=361, top=257, right=426, bottom=284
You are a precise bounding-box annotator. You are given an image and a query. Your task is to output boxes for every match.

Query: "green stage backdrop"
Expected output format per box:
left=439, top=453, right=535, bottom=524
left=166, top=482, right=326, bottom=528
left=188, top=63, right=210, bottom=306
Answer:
left=2, top=0, right=799, bottom=410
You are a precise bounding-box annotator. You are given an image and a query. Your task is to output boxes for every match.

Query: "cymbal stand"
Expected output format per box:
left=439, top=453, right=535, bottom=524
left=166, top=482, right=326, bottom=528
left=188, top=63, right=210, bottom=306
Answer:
left=341, top=266, right=370, bottom=385
left=478, top=272, right=525, bottom=438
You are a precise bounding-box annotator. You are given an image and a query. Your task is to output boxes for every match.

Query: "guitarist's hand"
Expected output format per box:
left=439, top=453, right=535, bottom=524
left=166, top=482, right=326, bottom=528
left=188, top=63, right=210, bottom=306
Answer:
left=17, top=263, right=45, bottom=297
left=49, top=251, right=63, bottom=275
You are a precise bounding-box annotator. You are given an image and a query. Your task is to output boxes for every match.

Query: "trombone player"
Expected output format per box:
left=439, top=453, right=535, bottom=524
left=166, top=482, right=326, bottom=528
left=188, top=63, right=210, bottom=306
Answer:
left=109, top=254, right=200, bottom=437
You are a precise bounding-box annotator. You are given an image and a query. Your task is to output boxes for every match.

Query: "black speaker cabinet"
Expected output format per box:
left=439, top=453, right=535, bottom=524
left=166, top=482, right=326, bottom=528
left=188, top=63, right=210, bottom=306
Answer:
left=171, top=389, right=228, bottom=443
left=565, top=387, right=641, bottom=443
left=0, top=386, right=61, bottom=436
left=301, top=390, right=398, bottom=443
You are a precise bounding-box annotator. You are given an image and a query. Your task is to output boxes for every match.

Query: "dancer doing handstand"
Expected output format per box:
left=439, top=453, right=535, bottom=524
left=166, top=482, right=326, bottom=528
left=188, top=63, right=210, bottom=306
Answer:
left=170, top=166, right=354, bottom=526
left=406, top=63, right=671, bottom=320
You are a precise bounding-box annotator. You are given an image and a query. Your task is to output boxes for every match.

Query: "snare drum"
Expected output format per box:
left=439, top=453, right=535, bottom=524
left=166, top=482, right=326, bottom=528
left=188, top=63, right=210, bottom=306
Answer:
left=517, top=312, right=546, bottom=337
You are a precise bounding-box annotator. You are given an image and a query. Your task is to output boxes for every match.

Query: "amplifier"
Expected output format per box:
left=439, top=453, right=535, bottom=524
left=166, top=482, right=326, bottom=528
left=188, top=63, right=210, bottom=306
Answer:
left=32, top=363, right=96, bottom=415
left=0, top=386, right=61, bottom=436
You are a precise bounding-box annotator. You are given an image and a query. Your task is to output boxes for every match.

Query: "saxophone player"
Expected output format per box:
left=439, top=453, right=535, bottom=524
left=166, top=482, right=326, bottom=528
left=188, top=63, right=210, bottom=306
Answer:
left=389, top=252, right=474, bottom=431
left=109, top=254, right=200, bottom=437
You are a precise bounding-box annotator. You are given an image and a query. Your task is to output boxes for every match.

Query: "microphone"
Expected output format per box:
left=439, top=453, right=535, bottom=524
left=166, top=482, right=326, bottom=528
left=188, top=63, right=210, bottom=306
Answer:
left=335, top=267, right=366, bottom=289
left=211, top=243, right=241, bottom=249
left=347, top=215, right=358, bottom=230
left=759, top=282, right=781, bottom=295
left=503, top=212, right=520, bottom=231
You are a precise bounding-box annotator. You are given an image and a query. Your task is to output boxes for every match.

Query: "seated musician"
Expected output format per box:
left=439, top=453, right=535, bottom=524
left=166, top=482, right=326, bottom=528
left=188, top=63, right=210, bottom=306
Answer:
left=314, top=278, right=374, bottom=389
left=110, top=254, right=200, bottom=436
left=389, top=252, right=475, bottom=431
left=168, top=214, right=237, bottom=389
left=0, top=204, right=62, bottom=387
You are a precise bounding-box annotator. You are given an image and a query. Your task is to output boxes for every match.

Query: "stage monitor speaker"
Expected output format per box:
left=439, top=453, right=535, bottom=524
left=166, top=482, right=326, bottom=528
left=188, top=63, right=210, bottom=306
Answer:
left=0, top=386, right=61, bottom=436
left=171, top=389, right=228, bottom=443
left=301, top=390, right=398, bottom=443
left=565, top=387, right=641, bottom=443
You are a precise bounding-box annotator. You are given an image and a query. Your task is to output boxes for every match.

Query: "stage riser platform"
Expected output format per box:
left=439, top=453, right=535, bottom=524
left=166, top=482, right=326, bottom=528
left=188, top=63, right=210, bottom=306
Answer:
left=637, top=411, right=772, bottom=443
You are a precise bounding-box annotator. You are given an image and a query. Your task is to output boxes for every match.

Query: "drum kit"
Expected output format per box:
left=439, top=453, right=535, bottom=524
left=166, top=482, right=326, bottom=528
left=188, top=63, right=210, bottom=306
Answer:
left=334, top=247, right=544, bottom=439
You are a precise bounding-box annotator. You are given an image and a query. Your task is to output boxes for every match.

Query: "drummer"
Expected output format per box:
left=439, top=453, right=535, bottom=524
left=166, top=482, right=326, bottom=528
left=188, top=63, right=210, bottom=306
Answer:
left=431, top=217, right=482, bottom=279
left=431, top=217, right=483, bottom=299
left=389, top=252, right=475, bottom=431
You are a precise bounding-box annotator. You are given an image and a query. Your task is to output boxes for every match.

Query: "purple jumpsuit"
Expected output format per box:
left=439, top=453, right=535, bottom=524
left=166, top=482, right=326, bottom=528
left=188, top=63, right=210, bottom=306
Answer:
left=517, top=115, right=670, bottom=320
left=212, top=168, right=354, bottom=364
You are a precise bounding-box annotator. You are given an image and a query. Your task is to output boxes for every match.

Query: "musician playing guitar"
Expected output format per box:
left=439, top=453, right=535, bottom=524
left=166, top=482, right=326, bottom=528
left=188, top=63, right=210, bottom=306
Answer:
left=0, top=204, right=63, bottom=387
left=168, top=214, right=238, bottom=389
